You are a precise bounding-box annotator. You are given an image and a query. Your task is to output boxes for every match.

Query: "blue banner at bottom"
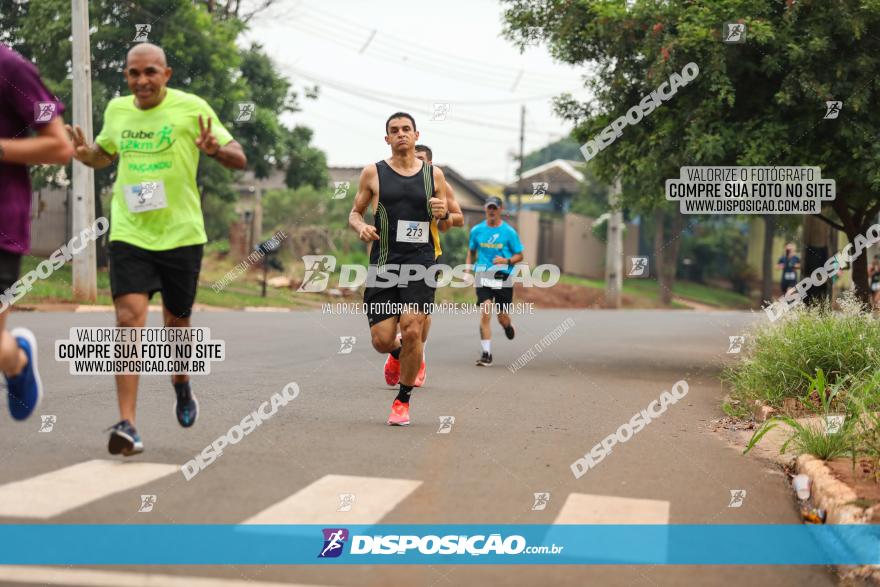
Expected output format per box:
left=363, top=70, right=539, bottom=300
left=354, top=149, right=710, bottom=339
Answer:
left=0, top=524, right=877, bottom=565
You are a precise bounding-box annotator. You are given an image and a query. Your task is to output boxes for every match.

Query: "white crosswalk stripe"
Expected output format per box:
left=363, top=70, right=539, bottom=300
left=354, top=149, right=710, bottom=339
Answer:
left=553, top=493, right=671, bottom=524
left=0, top=459, right=178, bottom=519
left=241, top=473, right=422, bottom=525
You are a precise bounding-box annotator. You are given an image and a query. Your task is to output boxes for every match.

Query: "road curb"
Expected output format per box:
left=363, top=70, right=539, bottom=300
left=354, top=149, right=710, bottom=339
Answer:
left=796, top=454, right=880, bottom=585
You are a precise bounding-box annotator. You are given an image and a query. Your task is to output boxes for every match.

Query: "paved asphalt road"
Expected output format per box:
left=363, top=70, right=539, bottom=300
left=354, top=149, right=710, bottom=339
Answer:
left=0, top=308, right=836, bottom=586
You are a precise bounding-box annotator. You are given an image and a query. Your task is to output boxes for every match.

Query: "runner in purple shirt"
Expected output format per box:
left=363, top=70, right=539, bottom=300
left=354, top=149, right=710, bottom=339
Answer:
left=0, top=42, right=73, bottom=421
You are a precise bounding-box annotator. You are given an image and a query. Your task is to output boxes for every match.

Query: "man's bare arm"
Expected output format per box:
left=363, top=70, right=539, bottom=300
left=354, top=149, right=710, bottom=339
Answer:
left=65, top=124, right=116, bottom=169
left=438, top=181, right=464, bottom=232
left=349, top=165, right=379, bottom=242
left=210, top=140, right=247, bottom=170
left=429, top=166, right=448, bottom=221
left=0, top=117, right=74, bottom=165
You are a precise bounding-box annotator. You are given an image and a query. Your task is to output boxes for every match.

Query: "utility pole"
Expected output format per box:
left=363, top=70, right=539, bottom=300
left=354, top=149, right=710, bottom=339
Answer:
left=605, top=179, right=623, bottom=308
left=516, top=105, right=525, bottom=223
left=71, top=0, right=97, bottom=301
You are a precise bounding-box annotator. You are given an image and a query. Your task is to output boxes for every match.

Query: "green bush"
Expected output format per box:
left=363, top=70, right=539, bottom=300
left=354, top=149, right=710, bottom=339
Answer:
left=723, top=294, right=880, bottom=407
left=744, top=369, right=855, bottom=460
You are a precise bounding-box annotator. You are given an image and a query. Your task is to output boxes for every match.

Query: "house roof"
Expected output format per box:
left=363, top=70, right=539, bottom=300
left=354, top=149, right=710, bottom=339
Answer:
left=504, top=159, right=585, bottom=195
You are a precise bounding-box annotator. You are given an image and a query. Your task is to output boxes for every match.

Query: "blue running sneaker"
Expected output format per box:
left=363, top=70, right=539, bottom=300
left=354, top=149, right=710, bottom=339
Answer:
left=107, top=420, right=143, bottom=456
left=5, top=328, right=43, bottom=421
left=174, top=381, right=198, bottom=428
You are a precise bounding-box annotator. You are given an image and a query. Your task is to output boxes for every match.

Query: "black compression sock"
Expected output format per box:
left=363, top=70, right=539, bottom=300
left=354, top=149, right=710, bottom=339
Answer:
left=396, top=384, right=412, bottom=404
left=390, top=344, right=402, bottom=359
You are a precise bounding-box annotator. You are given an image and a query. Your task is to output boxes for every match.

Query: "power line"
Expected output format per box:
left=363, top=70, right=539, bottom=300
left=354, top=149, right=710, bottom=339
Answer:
left=286, top=17, right=539, bottom=92
left=283, top=65, right=569, bottom=138
left=312, top=92, right=518, bottom=145
left=297, top=2, right=578, bottom=85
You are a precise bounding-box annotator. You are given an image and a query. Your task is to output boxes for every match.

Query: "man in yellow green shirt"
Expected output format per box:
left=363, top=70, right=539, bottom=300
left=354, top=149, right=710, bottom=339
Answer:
left=67, top=42, right=246, bottom=456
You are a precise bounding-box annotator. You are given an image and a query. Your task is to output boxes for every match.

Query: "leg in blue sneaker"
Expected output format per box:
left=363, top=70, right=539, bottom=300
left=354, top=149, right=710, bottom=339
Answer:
left=164, top=305, right=198, bottom=427
left=107, top=419, right=143, bottom=456
left=174, top=381, right=198, bottom=427
left=3, top=327, right=43, bottom=420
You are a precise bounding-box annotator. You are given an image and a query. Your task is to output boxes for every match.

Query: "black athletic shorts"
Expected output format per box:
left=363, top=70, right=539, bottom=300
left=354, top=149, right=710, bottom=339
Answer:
left=476, top=271, right=514, bottom=310
left=363, top=271, right=436, bottom=327
left=0, top=249, right=22, bottom=295
left=109, top=240, right=203, bottom=318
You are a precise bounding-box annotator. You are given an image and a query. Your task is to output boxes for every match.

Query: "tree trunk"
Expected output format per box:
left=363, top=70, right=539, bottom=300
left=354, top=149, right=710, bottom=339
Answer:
left=845, top=224, right=872, bottom=306
left=653, top=207, right=665, bottom=303
left=660, top=210, right=683, bottom=306
left=761, top=215, right=775, bottom=302
left=802, top=214, right=830, bottom=305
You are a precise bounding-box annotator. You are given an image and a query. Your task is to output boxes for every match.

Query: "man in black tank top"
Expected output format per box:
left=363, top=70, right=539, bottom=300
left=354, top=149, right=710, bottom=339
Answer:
left=349, top=112, right=448, bottom=426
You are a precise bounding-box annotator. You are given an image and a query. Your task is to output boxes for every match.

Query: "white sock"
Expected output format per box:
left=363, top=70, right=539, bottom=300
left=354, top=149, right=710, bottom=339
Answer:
left=481, top=340, right=491, bottom=354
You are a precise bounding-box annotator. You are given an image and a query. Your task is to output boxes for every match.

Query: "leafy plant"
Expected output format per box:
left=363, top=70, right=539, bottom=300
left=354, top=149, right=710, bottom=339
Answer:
left=744, top=368, right=854, bottom=460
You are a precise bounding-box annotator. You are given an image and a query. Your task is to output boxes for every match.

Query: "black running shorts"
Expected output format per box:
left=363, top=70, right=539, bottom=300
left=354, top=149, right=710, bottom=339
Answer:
left=475, top=271, right=514, bottom=310
left=0, top=249, right=22, bottom=295
left=363, top=274, right=436, bottom=327
left=109, top=240, right=203, bottom=318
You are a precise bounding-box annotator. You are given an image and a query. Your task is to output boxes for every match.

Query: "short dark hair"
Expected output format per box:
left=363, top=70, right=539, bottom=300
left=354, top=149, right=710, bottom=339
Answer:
left=386, top=112, right=416, bottom=135
left=415, top=144, right=433, bottom=161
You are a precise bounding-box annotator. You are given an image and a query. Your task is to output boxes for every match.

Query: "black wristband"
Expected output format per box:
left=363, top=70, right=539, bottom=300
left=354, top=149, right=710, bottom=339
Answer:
left=442, top=210, right=450, bottom=221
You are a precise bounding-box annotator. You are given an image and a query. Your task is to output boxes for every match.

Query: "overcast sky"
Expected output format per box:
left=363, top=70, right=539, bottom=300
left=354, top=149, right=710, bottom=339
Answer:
left=243, top=0, right=591, bottom=183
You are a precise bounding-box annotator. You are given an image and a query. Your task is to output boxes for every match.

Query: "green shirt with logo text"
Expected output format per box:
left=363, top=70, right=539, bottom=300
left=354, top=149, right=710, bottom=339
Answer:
left=96, top=88, right=234, bottom=251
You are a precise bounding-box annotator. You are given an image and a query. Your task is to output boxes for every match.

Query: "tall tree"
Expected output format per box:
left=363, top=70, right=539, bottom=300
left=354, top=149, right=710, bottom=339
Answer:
left=1, top=0, right=327, bottom=254
left=503, top=0, right=880, bottom=304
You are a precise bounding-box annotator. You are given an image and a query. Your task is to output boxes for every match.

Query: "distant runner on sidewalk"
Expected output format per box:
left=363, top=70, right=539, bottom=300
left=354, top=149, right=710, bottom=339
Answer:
left=776, top=243, right=801, bottom=296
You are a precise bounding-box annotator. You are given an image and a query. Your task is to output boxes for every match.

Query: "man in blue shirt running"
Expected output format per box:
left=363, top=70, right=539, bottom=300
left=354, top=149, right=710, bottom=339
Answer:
left=466, top=197, right=524, bottom=366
